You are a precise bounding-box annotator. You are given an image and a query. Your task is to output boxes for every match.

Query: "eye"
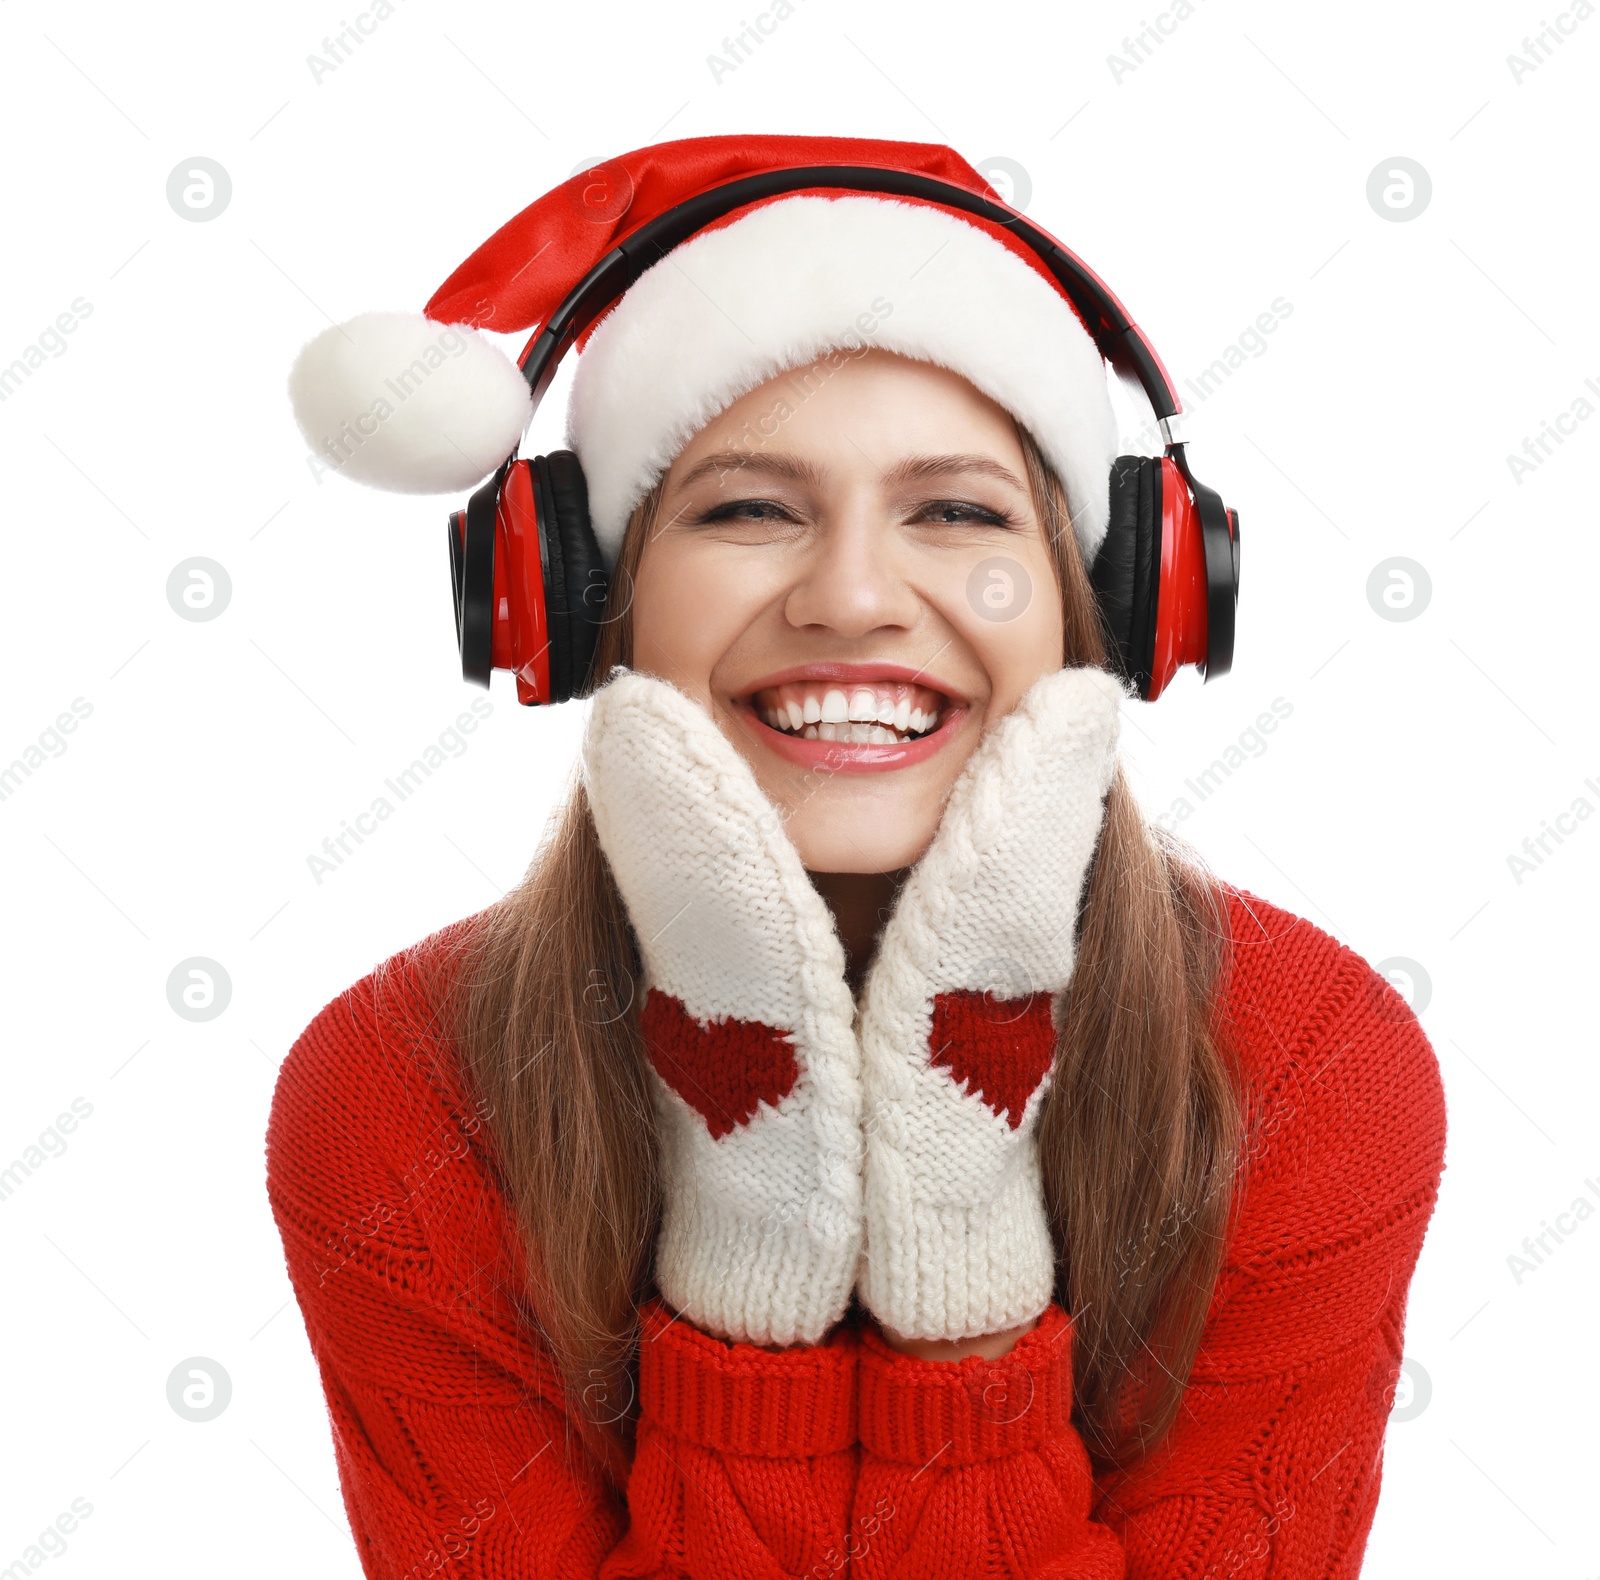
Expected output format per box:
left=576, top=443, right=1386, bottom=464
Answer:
left=907, top=498, right=1021, bottom=528
left=693, top=498, right=798, bottom=524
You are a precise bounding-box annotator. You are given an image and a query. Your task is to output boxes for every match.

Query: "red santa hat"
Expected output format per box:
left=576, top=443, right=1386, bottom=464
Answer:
left=288, top=135, right=1120, bottom=567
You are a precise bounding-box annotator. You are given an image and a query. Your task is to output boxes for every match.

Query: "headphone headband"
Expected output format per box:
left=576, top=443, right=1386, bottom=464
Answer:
left=514, top=165, right=1182, bottom=423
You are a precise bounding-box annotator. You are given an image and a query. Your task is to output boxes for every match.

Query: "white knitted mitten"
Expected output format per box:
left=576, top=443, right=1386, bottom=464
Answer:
left=581, top=671, right=863, bottom=1347
left=855, top=665, right=1124, bottom=1342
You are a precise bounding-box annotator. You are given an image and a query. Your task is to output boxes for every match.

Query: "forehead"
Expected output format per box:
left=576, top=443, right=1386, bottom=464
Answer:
left=668, top=350, right=1025, bottom=483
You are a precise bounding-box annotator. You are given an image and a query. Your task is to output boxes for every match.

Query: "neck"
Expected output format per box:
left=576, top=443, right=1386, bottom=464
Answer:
left=807, top=870, right=907, bottom=996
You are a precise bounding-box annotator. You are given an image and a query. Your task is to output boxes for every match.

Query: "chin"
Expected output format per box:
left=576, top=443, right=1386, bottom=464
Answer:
left=784, top=805, right=939, bottom=875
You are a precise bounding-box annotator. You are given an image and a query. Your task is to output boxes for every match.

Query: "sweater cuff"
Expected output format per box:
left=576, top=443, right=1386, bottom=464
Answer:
left=637, top=1296, right=859, bottom=1457
left=857, top=1301, right=1075, bottom=1465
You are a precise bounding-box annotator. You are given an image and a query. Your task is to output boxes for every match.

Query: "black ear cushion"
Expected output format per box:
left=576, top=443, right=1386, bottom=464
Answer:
left=534, top=450, right=609, bottom=703
left=1091, top=456, right=1162, bottom=699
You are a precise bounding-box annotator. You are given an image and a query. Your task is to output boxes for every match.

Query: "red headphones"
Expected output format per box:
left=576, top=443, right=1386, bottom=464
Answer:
left=449, top=166, right=1240, bottom=705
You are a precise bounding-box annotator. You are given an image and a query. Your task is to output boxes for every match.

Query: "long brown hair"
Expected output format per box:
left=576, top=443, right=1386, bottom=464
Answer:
left=438, top=424, right=1243, bottom=1483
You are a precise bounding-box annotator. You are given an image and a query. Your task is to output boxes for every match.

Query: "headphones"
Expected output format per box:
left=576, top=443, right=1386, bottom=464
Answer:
left=448, top=165, right=1240, bottom=705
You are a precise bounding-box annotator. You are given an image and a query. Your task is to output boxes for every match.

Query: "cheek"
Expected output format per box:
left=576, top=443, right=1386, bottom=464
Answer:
left=924, top=547, right=1065, bottom=715
left=629, top=544, right=761, bottom=705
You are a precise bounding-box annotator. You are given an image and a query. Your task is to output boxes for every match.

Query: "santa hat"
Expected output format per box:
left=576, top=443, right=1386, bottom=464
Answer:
left=288, top=135, right=1119, bottom=566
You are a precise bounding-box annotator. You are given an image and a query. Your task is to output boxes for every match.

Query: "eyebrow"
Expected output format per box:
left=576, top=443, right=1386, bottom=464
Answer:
left=673, top=450, right=1027, bottom=493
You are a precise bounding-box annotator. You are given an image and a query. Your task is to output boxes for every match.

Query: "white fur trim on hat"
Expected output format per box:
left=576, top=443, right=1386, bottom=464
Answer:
left=288, top=311, right=532, bottom=493
left=566, top=195, right=1118, bottom=567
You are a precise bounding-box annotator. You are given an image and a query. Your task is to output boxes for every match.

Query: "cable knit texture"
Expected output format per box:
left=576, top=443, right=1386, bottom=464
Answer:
left=854, top=666, right=1123, bottom=1342
left=266, top=889, right=1447, bottom=1579
left=581, top=670, right=864, bottom=1347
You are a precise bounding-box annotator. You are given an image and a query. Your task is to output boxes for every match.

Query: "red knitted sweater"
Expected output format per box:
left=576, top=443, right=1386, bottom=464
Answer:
left=265, top=885, right=1447, bottom=1579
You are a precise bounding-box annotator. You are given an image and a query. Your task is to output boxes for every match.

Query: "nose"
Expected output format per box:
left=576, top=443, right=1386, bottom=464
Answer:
left=782, top=494, right=920, bottom=638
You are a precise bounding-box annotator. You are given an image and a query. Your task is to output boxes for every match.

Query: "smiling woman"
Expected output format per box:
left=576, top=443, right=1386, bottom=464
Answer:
left=627, top=352, right=1064, bottom=880
left=269, top=133, right=1446, bottom=1580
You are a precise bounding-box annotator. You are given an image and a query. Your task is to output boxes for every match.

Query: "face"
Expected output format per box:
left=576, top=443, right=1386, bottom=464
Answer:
left=627, top=350, right=1066, bottom=874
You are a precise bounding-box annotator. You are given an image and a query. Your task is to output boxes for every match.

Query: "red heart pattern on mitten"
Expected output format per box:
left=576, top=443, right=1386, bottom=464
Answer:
left=638, top=990, right=800, bottom=1141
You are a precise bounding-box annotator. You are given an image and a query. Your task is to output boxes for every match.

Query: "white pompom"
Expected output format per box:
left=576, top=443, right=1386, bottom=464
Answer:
left=288, top=311, right=533, bottom=493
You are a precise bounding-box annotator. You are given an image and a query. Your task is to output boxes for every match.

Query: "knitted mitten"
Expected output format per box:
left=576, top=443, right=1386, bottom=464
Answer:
left=582, top=671, right=863, bottom=1347
left=855, top=666, right=1124, bottom=1342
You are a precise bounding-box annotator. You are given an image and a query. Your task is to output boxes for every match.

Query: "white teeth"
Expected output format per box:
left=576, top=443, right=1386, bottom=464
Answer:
left=848, top=687, right=878, bottom=723
left=910, top=708, right=927, bottom=733
left=785, top=698, right=804, bottom=731
left=802, top=694, right=821, bottom=724
left=876, top=696, right=897, bottom=724
left=893, top=696, right=911, bottom=732
left=818, top=721, right=839, bottom=741
left=820, top=688, right=849, bottom=724
left=803, top=724, right=819, bottom=739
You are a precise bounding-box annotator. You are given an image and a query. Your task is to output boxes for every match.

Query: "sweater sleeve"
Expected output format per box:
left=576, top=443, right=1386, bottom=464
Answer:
left=848, top=1304, right=1127, bottom=1579
left=265, top=953, right=860, bottom=1580
left=1087, top=891, right=1450, bottom=1579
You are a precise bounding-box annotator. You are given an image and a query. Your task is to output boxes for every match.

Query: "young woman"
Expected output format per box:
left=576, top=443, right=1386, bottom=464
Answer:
left=270, top=136, right=1447, bottom=1579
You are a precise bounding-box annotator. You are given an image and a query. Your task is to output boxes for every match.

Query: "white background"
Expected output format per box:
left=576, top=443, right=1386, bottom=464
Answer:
left=2, top=0, right=1596, bottom=1574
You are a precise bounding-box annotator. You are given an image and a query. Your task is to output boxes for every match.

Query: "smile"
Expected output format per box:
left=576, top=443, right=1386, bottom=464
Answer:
left=734, top=663, right=969, bottom=773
